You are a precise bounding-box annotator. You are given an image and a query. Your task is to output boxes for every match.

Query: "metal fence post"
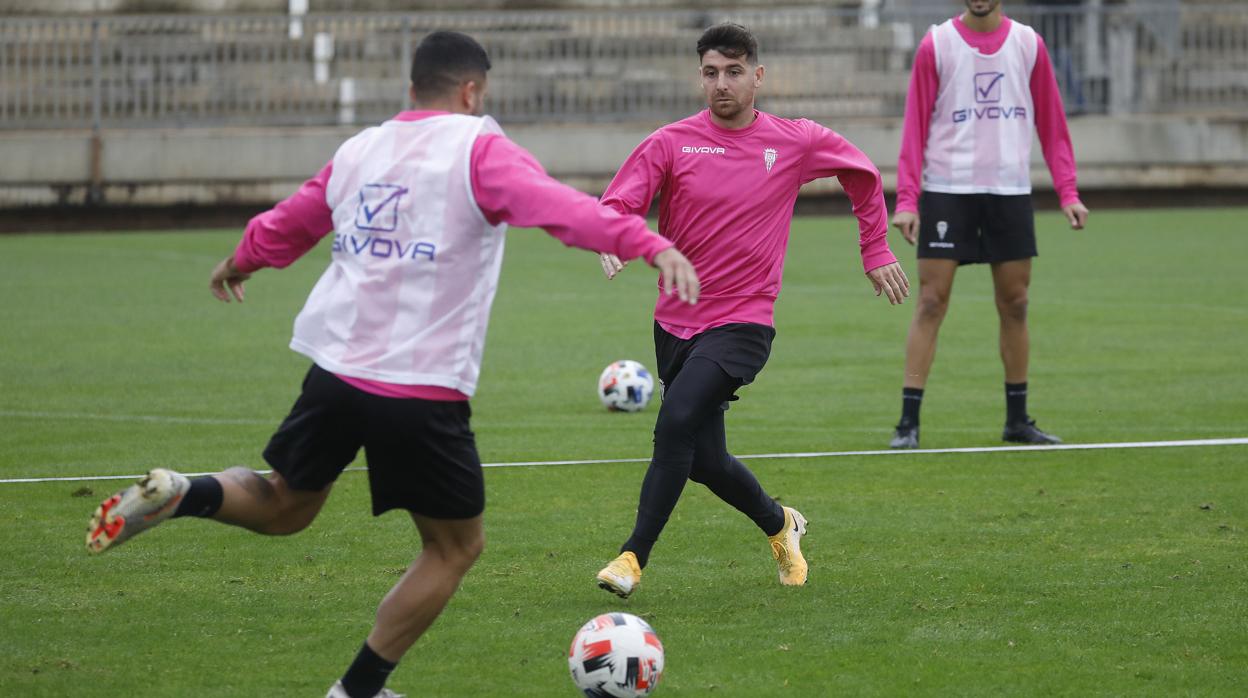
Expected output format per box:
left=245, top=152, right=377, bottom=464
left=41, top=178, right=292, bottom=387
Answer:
left=400, top=16, right=411, bottom=113
left=88, top=17, right=103, bottom=205
left=1108, top=13, right=1137, bottom=115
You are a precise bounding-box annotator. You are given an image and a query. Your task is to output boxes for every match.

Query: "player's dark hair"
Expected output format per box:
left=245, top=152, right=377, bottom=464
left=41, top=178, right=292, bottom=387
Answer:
left=696, top=22, right=758, bottom=64
left=409, top=31, right=491, bottom=99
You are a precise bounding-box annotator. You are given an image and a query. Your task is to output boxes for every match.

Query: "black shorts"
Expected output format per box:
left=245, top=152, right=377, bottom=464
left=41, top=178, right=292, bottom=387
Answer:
left=917, top=192, right=1036, bottom=264
left=654, top=322, right=775, bottom=406
left=263, top=364, right=484, bottom=519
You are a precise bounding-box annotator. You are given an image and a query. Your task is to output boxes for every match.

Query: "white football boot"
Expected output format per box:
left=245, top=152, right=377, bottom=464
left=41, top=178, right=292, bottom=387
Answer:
left=86, top=468, right=190, bottom=554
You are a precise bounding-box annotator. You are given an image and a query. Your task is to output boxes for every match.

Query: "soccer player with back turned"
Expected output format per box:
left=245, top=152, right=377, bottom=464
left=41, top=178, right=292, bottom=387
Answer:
left=82, top=32, right=698, bottom=698
left=594, top=23, right=910, bottom=598
left=889, top=0, right=1090, bottom=449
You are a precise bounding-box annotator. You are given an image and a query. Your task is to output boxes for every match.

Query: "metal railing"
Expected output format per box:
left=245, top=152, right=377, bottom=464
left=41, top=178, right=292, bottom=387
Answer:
left=1, top=3, right=1245, bottom=130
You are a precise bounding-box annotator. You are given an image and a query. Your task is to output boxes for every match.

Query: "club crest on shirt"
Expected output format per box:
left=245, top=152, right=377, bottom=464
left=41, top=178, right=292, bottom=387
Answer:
left=764, top=148, right=777, bottom=173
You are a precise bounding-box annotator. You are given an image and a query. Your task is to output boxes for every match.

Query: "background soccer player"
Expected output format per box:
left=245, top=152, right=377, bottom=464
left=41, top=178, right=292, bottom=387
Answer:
left=83, top=31, right=698, bottom=698
left=594, top=22, right=909, bottom=598
left=889, top=0, right=1090, bottom=449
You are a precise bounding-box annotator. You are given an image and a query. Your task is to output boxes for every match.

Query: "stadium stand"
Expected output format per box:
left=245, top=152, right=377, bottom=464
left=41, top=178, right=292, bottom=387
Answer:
left=1, top=1, right=1246, bottom=216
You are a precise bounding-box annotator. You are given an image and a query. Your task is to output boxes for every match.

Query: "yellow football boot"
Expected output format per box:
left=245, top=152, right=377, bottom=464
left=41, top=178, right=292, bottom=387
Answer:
left=596, top=551, right=642, bottom=598
left=768, top=506, right=808, bottom=585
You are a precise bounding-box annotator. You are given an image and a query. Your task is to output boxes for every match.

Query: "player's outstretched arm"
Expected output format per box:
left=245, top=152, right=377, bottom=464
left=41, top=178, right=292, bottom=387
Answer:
left=209, top=255, right=252, bottom=303
left=866, top=261, right=910, bottom=305
left=651, top=247, right=699, bottom=305
left=1062, top=202, right=1089, bottom=230
left=218, top=160, right=335, bottom=303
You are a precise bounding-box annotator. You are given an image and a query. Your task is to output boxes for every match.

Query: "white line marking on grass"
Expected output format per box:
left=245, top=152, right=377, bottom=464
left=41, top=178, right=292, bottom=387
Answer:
left=0, top=410, right=271, bottom=426
left=2, top=437, right=1245, bottom=485
left=481, top=437, right=1248, bottom=467
left=5, top=410, right=1240, bottom=437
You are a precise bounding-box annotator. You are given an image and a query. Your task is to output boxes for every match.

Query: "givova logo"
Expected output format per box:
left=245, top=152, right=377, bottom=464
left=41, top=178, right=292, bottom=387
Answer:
left=342, top=181, right=436, bottom=261
left=953, top=72, right=1027, bottom=123
left=332, top=234, right=437, bottom=262
left=355, top=183, right=408, bottom=232
left=681, top=145, right=726, bottom=154
left=974, top=72, right=1005, bottom=103
left=952, top=106, right=1028, bottom=123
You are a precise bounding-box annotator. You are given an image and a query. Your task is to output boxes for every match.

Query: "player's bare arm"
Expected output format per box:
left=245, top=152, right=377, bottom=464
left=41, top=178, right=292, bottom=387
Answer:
left=867, top=261, right=910, bottom=305
left=892, top=211, right=920, bottom=245
left=209, top=255, right=251, bottom=303
left=1062, top=201, right=1089, bottom=230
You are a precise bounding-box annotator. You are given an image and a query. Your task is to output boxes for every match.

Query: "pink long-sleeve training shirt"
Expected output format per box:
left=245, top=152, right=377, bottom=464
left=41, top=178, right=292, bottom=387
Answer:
left=895, top=16, right=1081, bottom=213
left=601, top=109, right=896, bottom=339
left=234, top=110, right=673, bottom=400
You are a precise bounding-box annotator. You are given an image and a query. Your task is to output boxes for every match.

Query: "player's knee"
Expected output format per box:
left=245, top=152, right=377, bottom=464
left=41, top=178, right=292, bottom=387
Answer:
left=444, top=536, right=481, bottom=576
left=461, top=532, right=485, bottom=565
left=654, top=403, right=700, bottom=443
left=430, top=533, right=484, bottom=572
left=455, top=526, right=485, bottom=563
left=916, top=291, right=950, bottom=321
left=995, top=292, right=1028, bottom=322
left=687, top=453, right=727, bottom=484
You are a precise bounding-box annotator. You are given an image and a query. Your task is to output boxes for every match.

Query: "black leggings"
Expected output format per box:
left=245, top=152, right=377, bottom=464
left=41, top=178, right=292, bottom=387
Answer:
left=622, top=357, right=785, bottom=568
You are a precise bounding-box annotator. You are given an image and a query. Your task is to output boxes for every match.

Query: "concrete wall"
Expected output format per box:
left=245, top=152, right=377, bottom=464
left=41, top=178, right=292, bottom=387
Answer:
left=10, top=0, right=834, bottom=15
left=3, top=115, right=1247, bottom=208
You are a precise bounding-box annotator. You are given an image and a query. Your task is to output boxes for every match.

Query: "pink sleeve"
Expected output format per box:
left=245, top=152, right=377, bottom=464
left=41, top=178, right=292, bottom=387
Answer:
left=896, top=33, right=938, bottom=214
left=233, top=161, right=335, bottom=273
left=470, top=134, right=672, bottom=264
left=600, top=133, right=668, bottom=217
left=802, top=122, right=898, bottom=273
left=1031, top=35, right=1081, bottom=207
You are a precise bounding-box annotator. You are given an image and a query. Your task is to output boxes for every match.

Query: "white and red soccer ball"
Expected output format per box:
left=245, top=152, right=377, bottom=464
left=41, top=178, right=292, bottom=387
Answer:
left=597, top=360, right=655, bottom=412
left=568, top=612, right=665, bottom=697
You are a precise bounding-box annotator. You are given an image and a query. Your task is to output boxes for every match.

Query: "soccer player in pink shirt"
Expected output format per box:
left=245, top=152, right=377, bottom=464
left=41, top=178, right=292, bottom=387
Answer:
left=593, top=23, right=909, bottom=599
left=82, top=32, right=697, bottom=698
left=888, top=0, right=1090, bottom=450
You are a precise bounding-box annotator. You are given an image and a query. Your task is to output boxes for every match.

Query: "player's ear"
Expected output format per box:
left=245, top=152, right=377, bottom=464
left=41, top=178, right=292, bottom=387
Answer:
left=463, top=78, right=487, bottom=115
left=457, top=79, right=477, bottom=114
left=754, top=64, right=765, bottom=87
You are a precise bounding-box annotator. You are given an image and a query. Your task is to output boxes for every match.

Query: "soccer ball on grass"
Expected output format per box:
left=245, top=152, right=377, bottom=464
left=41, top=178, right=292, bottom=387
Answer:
left=568, top=612, right=665, bottom=697
left=597, top=360, right=655, bottom=412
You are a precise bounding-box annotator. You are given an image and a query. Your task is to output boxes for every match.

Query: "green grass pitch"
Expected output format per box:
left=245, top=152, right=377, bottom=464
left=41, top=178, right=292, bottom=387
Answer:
left=1, top=208, right=1246, bottom=696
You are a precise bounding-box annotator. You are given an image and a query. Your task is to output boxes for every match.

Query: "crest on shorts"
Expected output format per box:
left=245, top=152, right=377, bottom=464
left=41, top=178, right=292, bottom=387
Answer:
left=764, top=148, right=777, bottom=173
left=936, top=221, right=949, bottom=240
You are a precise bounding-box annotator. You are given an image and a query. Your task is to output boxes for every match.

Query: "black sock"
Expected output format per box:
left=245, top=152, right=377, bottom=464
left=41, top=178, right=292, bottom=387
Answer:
left=172, top=476, right=224, bottom=519
left=1005, top=382, right=1028, bottom=425
left=900, top=387, right=924, bottom=427
left=341, top=642, right=397, bottom=698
